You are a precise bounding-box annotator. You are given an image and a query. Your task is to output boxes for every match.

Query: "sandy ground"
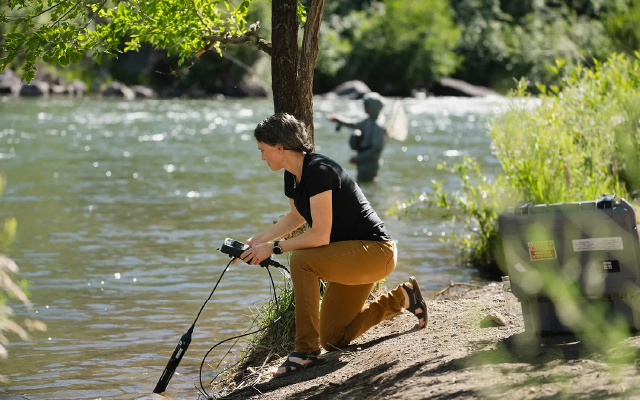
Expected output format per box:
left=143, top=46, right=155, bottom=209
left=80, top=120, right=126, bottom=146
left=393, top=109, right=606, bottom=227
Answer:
left=222, top=283, right=640, bottom=400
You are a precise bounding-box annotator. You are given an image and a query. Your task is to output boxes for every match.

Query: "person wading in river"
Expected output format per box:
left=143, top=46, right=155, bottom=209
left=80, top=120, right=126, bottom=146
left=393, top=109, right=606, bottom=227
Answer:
left=327, top=92, right=387, bottom=183
left=239, top=113, right=428, bottom=378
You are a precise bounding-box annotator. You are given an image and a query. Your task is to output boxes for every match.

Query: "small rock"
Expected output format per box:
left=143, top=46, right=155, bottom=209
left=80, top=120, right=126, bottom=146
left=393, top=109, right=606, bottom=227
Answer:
left=480, top=311, right=507, bottom=327
left=130, top=85, right=156, bottom=98
left=69, top=80, right=87, bottom=96
left=103, top=81, right=135, bottom=100
left=35, top=70, right=65, bottom=85
left=0, top=68, right=20, bottom=85
left=325, top=80, right=371, bottom=99
left=0, top=83, right=17, bottom=95
left=51, top=84, right=71, bottom=95
left=237, top=75, right=270, bottom=97
left=432, top=77, right=500, bottom=98
left=0, top=69, right=20, bottom=94
left=20, top=81, right=49, bottom=97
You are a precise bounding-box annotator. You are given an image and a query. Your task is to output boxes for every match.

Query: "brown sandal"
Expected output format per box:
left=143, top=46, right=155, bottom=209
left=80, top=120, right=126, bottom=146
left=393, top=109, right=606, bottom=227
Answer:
left=401, top=276, right=428, bottom=329
left=273, top=350, right=325, bottom=378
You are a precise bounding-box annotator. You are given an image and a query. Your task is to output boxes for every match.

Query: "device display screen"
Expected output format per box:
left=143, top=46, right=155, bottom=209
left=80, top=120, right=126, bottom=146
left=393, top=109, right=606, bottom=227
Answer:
left=229, top=240, right=250, bottom=251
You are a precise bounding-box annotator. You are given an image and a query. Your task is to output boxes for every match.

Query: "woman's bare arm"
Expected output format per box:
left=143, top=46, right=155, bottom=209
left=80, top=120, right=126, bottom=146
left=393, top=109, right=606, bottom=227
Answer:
left=250, top=199, right=306, bottom=245
left=279, top=190, right=332, bottom=252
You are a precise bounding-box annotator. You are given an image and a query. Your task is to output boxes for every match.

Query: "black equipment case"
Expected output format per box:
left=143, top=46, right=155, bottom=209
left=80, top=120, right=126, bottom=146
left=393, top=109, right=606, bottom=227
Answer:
left=498, top=194, right=640, bottom=334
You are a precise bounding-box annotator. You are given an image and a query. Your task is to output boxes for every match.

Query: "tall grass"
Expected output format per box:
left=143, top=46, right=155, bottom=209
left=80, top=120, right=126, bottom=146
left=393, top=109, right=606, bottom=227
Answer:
left=241, top=276, right=296, bottom=369
left=205, top=273, right=295, bottom=396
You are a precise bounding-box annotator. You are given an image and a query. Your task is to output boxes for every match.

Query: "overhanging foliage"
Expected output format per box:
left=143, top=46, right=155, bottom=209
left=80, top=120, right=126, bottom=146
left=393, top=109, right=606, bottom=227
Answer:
left=0, top=0, right=285, bottom=82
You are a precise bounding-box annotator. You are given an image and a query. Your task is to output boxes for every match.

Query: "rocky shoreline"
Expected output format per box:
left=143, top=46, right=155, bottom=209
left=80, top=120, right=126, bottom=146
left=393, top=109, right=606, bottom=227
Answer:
left=1, top=67, right=501, bottom=100
left=219, top=283, right=640, bottom=400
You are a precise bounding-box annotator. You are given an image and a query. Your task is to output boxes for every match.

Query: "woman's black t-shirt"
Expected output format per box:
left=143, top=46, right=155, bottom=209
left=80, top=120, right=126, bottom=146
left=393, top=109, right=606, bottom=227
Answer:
left=284, top=153, right=392, bottom=243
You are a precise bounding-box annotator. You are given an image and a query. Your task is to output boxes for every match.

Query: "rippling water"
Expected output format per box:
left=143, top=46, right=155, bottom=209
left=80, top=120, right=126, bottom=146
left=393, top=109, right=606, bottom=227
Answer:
left=0, top=95, right=505, bottom=399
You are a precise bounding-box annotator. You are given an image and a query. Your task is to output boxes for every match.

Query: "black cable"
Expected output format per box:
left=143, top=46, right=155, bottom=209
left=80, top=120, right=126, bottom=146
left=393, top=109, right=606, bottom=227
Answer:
left=199, top=265, right=294, bottom=399
left=267, top=267, right=278, bottom=315
left=193, top=259, right=234, bottom=326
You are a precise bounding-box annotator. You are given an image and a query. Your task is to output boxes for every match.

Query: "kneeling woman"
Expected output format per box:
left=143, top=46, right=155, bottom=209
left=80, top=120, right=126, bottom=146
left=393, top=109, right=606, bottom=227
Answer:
left=240, top=113, right=427, bottom=378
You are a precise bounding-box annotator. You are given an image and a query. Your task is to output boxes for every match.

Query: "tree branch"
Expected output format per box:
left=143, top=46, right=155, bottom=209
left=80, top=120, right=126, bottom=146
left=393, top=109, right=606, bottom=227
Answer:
left=433, top=281, right=483, bottom=299
left=3, top=1, right=65, bottom=21
left=190, top=0, right=211, bottom=32
left=52, top=2, right=80, bottom=27
left=201, top=21, right=272, bottom=57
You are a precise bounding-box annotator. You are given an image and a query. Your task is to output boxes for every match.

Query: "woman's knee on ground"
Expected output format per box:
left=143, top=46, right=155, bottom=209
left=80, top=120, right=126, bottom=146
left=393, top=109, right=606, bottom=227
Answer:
left=319, top=328, right=349, bottom=351
left=320, top=336, right=349, bottom=352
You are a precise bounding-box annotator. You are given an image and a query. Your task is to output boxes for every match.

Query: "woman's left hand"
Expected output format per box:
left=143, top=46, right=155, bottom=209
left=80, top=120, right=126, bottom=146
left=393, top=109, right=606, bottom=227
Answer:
left=240, top=242, right=273, bottom=266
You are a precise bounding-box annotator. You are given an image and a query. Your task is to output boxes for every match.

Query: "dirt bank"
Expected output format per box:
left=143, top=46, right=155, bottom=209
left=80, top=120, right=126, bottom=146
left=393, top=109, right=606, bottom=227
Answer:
left=222, top=283, right=640, bottom=400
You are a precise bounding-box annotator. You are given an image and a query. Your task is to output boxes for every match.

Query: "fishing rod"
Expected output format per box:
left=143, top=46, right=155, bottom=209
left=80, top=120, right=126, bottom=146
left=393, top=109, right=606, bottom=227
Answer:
left=152, top=238, right=291, bottom=395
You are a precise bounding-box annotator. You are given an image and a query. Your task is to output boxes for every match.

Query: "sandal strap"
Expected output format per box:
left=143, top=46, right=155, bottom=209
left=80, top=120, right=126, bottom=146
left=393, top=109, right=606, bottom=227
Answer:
left=278, top=350, right=321, bottom=371
left=402, top=278, right=427, bottom=324
left=289, top=350, right=321, bottom=360
left=280, top=359, right=304, bottom=369
left=401, top=283, right=419, bottom=313
left=409, top=277, right=426, bottom=308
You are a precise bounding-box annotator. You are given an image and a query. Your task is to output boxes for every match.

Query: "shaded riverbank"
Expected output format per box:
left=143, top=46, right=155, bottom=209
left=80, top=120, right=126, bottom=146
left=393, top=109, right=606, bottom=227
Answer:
left=223, top=283, right=640, bottom=400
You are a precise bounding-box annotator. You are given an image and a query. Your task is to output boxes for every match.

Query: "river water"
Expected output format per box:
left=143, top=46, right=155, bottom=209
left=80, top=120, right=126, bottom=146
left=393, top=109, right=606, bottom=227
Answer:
left=0, top=96, right=505, bottom=399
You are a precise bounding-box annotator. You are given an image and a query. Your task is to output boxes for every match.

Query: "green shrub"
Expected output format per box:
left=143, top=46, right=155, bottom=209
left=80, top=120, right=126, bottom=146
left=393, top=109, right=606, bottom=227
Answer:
left=604, top=0, right=640, bottom=54
left=402, top=53, right=640, bottom=277
left=450, top=0, right=635, bottom=92
left=315, top=0, right=461, bottom=94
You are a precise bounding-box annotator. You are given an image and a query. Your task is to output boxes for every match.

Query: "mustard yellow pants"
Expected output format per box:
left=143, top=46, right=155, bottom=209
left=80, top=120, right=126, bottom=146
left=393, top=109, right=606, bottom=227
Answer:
left=289, top=239, right=405, bottom=352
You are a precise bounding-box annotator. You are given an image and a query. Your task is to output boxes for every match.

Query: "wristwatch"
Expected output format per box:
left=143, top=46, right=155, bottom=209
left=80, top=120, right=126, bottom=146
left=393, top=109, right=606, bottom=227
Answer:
left=273, top=241, right=283, bottom=255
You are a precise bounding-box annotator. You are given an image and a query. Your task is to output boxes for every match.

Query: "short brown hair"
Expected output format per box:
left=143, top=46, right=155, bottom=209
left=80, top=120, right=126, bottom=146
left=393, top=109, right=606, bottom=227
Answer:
left=254, top=113, right=313, bottom=153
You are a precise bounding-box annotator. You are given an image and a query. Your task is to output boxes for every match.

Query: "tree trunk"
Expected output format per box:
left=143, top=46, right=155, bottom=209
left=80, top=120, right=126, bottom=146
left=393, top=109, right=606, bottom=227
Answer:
left=296, top=0, right=327, bottom=147
left=271, top=0, right=327, bottom=148
left=271, top=0, right=299, bottom=117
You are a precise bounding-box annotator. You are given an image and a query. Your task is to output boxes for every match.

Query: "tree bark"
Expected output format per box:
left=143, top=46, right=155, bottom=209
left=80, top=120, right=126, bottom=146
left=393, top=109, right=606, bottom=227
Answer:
left=297, top=0, right=327, bottom=147
left=271, top=0, right=299, bottom=117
